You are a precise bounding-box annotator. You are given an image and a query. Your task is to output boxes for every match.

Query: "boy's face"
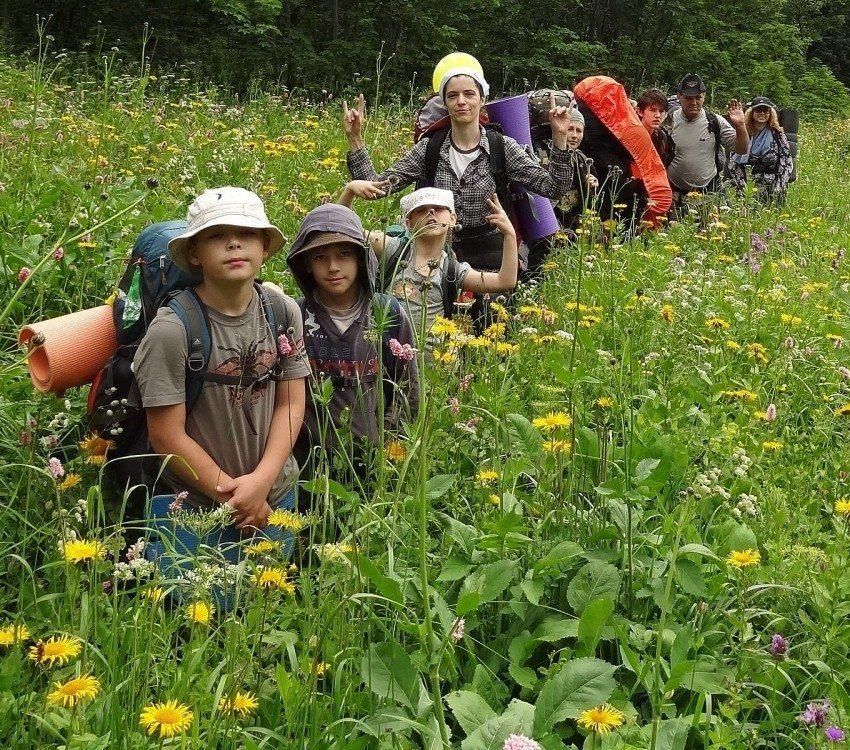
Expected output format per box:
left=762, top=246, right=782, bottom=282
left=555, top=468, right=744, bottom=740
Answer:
left=639, top=104, right=665, bottom=132
left=189, top=224, right=268, bottom=282
left=307, top=243, right=359, bottom=299
left=406, top=205, right=455, bottom=236
left=566, top=122, right=584, bottom=149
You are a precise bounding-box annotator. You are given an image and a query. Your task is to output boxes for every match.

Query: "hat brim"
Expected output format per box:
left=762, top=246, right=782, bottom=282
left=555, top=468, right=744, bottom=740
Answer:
left=678, top=87, right=704, bottom=96
left=403, top=201, right=455, bottom=218
left=168, top=215, right=286, bottom=276
left=299, top=231, right=365, bottom=255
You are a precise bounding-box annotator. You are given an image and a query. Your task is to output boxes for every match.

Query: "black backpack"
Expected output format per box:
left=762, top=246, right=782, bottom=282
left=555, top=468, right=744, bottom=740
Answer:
left=417, top=126, right=514, bottom=219
left=86, top=221, right=290, bottom=516
left=378, top=225, right=461, bottom=319
left=704, top=111, right=726, bottom=178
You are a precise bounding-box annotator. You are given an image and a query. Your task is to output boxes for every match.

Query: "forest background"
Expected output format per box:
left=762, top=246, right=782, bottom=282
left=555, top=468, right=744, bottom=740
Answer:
left=2, top=0, right=850, bottom=115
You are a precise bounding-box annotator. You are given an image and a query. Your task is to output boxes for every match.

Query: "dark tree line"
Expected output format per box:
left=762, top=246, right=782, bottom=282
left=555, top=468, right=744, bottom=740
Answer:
left=2, top=0, right=848, bottom=113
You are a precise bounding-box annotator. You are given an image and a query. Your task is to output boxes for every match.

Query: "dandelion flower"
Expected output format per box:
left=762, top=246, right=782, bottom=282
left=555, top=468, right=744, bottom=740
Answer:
left=834, top=499, right=850, bottom=515
left=185, top=601, right=213, bottom=626
left=314, top=542, right=354, bottom=563
left=762, top=441, right=783, bottom=452
left=47, top=673, right=101, bottom=707
left=58, top=474, right=82, bottom=492
left=139, top=699, right=194, bottom=738
left=218, top=690, right=258, bottom=717
left=488, top=494, right=501, bottom=506
left=62, top=539, right=107, bottom=565
left=577, top=703, right=625, bottom=735
left=596, top=397, right=615, bottom=409
left=385, top=440, right=408, bottom=463
left=834, top=404, right=850, bottom=417
left=705, top=317, right=731, bottom=331
left=266, top=509, right=308, bottom=531
left=660, top=304, right=674, bottom=323
left=0, top=623, right=29, bottom=646
left=245, top=539, right=282, bottom=557
left=721, top=389, right=758, bottom=403
left=79, top=434, right=113, bottom=465
left=726, top=549, right=761, bottom=568
left=254, top=566, right=295, bottom=593
left=476, top=469, right=500, bottom=485
left=542, top=438, right=572, bottom=455
left=308, top=661, right=329, bottom=677
left=532, top=411, right=572, bottom=432
left=141, top=586, right=166, bottom=605
left=28, top=635, right=82, bottom=667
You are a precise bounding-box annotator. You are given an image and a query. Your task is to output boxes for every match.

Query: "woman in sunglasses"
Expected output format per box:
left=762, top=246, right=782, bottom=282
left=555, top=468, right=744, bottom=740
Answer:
left=729, top=96, right=794, bottom=205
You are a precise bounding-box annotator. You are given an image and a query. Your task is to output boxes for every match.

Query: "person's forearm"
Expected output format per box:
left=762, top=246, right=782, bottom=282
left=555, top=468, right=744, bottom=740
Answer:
left=338, top=185, right=355, bottom=207
left=347, top=134, right=364, bottom=150
left=495, top=233, right=519, bottom=289
left=150, top=430, right=232, bottom=502
left=733, top=126, right=749, bottom=155
left=254, top=377, right=306, bottom=490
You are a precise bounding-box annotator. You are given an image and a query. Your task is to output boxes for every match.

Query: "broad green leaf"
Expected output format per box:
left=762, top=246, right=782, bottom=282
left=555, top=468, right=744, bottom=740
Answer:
left=664, top=659, right=730, bottom=695
left=533, top=616, right=579, bottom=643
left=438, top=556, right=474, bottom=582
left=634, top=457, right=660, bottom=483
left=362, top=642, right=423, bottom=709
left=354, top=555, right=404, bottom=606
left=462, top=699, right=535, bottom=750
left=677, top=543, right=719, bottom=561
left=577, top=597, right=614, bottom=657
left=457, top=559, right=518, bottom=615
left=426, top=474, right=456, bottom=499
left=445, top=691, right=496, bottom=737
left=725, top=523, right=758, bottom=553
left=675, top=559, right=707, bottom=597
left=533, top=658, right=617, bottom=734
left=534, top=540, right=584, bottom=573
left=567, top=561, right=621, bottom=614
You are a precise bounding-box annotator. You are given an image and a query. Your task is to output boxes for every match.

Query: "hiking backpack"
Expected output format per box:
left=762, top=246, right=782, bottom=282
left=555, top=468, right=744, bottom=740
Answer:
left=378, top=224, right=461, bottom=319
left=413, top=93, right=490, bottom=144
left=86, top=220, right=290, bottom=514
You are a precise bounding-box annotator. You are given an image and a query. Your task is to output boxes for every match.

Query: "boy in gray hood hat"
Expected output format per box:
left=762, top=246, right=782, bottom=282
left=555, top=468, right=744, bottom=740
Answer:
left=287, top=203, right=419, bottom=468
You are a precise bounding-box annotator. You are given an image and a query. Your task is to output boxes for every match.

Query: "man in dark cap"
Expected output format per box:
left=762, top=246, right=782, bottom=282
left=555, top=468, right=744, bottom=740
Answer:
left=667, top=74, right=749, bottom=203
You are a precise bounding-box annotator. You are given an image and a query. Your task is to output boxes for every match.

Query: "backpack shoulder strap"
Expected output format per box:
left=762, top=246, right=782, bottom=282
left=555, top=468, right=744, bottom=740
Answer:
left=441, top=252, right=461, bottom=320
left=380, top=229, right=413, bottom=292
left=371, top=293, right=404, bottom=371
left=255, top=281, right=290, bottom=343
left=486, top=129, right=512, bottom=210
left=418, top=128, right=450, bottom=190
left=167, top=287, right=211, bottom=412
left=706, top=112, right=722, bottom=156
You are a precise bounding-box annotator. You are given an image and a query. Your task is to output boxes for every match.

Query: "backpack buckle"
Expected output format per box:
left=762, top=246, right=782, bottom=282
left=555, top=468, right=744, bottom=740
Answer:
left=187, top=353, right=206, bottom=372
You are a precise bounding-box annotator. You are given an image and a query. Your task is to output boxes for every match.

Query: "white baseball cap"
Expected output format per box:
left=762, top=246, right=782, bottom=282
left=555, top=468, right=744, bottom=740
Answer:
left=400, top=187, right=455, bottom=218
left=168, top=186, right=285, bottom=276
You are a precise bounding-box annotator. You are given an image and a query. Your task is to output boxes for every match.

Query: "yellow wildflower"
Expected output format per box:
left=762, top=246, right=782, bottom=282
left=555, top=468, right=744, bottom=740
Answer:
left=58, top=474, right=82, bottom=492
left=726, top=549, right=761, bottom=568
left=385, top=440, right=408, bottom=463
left=532, top=411, right=572, bottom=431
left=28, top=635, right=82, bottom=667
left=218, top=690, right=258, bottom=717
left=0, top=623, right=29, bottom=647
left=476, top=469, right=500, bottom=485
left=705, top=317, right=730, bottom=331
left=62, top=539, right=106, bottom=565
left=47, top=674, right=100, bottom=707
left=139, top=699, right=193, bottom=738
left=577, top=703, right=625, bottom=734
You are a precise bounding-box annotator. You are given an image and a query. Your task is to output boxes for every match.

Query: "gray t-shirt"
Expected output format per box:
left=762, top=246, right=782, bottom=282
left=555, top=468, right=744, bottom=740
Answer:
left=135, top=288, right=311, bottom=507
left=315, top=289, right=368, bottom=333
left=385, top=237, right=471, bottom=343
left=668, top=109, right=737, bottom=191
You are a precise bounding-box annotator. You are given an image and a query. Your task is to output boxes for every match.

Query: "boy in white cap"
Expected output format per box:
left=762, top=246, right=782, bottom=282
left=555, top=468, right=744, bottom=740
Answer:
left=134, top=187, right=311, bottom=543
left=341, top=182, right=518, bottom=342
left=342, top=52, right=573, bottom=289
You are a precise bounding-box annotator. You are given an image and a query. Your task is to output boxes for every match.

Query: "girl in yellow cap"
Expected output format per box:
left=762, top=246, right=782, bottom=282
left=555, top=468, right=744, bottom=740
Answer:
left=341, top=53, right=575, bottom=329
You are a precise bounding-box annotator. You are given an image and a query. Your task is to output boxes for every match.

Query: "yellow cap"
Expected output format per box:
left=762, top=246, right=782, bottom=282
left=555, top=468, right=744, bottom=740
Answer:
left=432, top=52, right=486, bottom=96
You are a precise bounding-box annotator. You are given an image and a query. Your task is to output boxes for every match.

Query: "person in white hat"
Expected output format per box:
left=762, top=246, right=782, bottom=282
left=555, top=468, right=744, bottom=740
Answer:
left=340, top=183, right=518, bottom=342
left=134, top=185, right=311, bottom=540
left=339, top=52, right=575, bottom=296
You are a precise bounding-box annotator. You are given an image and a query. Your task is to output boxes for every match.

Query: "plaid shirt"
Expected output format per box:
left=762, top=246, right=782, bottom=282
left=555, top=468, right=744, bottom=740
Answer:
left=347, top=127, right=573, bottom=231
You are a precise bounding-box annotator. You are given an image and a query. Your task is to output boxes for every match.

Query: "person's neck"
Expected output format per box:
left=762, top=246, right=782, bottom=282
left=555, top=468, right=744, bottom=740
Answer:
left=413, top=233, right=447, bottom=265
left=317, top=285, right=360, bottom=310
left=450, top=119, right=481, bottom=150
left=754, top=122, right=767, bottom=132
left=684, top=110, right=701, bottom=122
left=195, top=278, right=255, bottom=316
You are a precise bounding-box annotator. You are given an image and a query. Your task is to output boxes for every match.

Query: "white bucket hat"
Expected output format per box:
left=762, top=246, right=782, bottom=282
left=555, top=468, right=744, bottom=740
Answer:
left=168, top=186, right=285, bottom=276
left=401, top=187, right=455, bottom=219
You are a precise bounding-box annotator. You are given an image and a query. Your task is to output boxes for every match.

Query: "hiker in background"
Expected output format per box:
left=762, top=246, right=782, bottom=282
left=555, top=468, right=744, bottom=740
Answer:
left=341, top=184, right=517, bottom=343
left=285, top=203, right=419, bottom=479
left=667, top=74, right=749, bottom=206
left=134, top=188, right=311, bottom=566
left=728, top=96, right=794, bottom=205
left=341, top=53, right=573, bottom=301
left=529, top=89, right=598, bottom=269
left=637, top=88, right=675, bottom=168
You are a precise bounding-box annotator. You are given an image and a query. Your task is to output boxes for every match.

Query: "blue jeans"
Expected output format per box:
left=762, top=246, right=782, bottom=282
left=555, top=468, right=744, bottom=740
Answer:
left=145, top=489, right=296, bottom=608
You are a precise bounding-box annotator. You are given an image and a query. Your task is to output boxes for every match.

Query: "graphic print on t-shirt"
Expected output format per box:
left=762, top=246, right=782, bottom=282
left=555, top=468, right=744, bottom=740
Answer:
left=207, top=336, right=277, bottom=435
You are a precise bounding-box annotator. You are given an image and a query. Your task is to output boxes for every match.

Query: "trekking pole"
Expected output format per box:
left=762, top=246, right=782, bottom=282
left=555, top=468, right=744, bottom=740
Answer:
left=1, top=193, right=147, bottom=329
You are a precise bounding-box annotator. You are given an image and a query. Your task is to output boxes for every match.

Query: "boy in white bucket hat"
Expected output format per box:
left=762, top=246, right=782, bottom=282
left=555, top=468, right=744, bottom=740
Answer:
left=341, top=182, right=518, bottom=345
left=134, top=186, right=311, bottom=569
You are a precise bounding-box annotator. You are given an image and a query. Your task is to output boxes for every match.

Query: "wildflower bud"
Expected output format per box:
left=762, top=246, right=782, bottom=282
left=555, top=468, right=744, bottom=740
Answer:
left=83, top=181, right=92, bottom=190
left=769, top=633, right=788, bottom=660
left=18, top=267, right=31, bottom=284
left=146, top=177, right=159, bottom=189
